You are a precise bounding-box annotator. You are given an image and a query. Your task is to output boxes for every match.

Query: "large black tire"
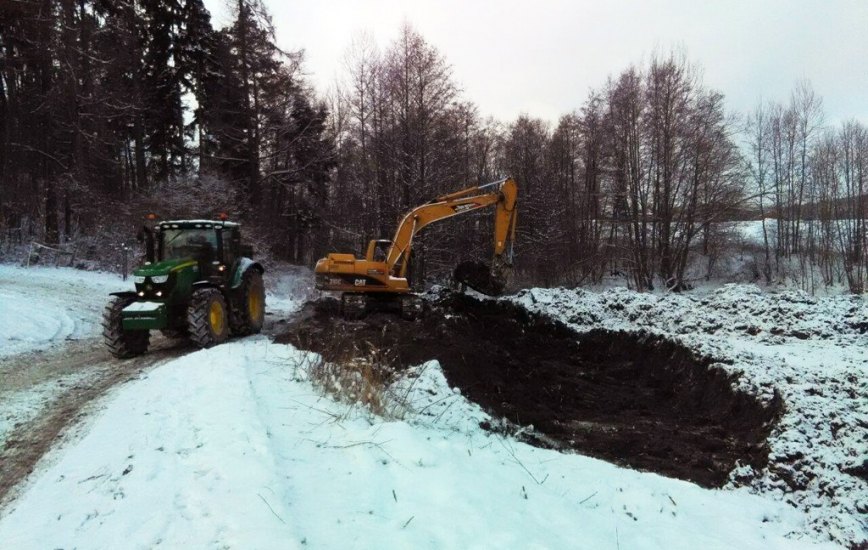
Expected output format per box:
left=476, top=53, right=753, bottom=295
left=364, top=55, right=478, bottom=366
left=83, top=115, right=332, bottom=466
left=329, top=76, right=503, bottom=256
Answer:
left=187, top=288, right=230, bottom=348
left=230, top=269, right=265, bottom=336
left=103, top=296, right=150, bottom=358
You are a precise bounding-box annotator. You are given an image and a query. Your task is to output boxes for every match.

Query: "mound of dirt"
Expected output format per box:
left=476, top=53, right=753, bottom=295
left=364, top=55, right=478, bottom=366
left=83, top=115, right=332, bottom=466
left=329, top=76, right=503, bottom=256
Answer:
left=276, top=292, right=782, bottom=488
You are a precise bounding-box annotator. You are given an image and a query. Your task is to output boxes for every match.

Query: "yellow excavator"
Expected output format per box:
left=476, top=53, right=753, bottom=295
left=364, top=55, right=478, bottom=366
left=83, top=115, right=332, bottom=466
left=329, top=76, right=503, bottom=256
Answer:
left=314, top=177, right=518, bottom=319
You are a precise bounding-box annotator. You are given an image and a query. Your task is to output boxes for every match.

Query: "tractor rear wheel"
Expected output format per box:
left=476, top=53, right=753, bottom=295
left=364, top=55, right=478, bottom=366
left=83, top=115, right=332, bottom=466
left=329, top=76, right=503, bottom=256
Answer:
left=103, top=296, right=150, bottom=358
left=230, top=269, right=265, bottom=336
left=187, top=288, right=230, bottom=348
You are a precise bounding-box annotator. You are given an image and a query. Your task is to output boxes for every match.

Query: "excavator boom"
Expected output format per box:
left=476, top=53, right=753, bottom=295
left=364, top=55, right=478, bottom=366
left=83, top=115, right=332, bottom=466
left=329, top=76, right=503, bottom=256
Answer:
left=386, top=177, right=517, bottom=278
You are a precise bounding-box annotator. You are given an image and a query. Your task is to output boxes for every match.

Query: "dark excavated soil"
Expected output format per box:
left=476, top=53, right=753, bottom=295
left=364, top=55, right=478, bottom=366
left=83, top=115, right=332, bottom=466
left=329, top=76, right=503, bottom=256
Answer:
left=276, top=293, right=783, bottom=488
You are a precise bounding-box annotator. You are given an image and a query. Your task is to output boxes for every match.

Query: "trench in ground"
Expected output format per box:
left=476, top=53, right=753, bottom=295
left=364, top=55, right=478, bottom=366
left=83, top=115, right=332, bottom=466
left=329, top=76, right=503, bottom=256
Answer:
left=278, top=293, right=783, bottom=488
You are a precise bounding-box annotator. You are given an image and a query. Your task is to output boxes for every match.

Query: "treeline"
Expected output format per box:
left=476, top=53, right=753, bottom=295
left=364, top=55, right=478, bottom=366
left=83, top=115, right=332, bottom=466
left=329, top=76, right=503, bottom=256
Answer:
left=746, top=86, right=867, bottom=293
left=328, top=32, right=743, bottom=290
left=327, top=27, right=866, bottom=292
left=1, top=2, right=865, bottom=293
left=0, top=0, right=333, bottom=261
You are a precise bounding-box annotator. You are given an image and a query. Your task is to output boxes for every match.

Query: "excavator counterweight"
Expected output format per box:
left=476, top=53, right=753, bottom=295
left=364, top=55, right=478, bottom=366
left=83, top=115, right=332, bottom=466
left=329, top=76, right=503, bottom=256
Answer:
left=314, top=177, right=518, bottom=319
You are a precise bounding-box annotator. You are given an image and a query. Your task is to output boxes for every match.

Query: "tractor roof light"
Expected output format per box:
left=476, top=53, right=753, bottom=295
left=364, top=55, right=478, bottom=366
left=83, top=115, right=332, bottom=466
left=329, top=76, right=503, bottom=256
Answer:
left=218, top=212, right=229, bottom=221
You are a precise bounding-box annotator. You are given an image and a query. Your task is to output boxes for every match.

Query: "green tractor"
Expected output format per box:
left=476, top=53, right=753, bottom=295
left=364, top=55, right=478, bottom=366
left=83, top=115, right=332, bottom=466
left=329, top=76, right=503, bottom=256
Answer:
left=103, top=218, right=265, bottom=358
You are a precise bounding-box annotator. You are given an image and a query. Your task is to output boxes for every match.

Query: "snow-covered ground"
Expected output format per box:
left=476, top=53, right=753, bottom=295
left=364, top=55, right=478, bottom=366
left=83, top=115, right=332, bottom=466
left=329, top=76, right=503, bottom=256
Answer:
left=0, top=339, right=841, bottom=549
left=0, top=264, right=308, bottom=448
left=0, top=265, right=128, bottom=358
left=0, top=264, right=861, bottom=548
left=512, top=285, right=867, bottom=545
left=0, top=266, right=131, bottom=446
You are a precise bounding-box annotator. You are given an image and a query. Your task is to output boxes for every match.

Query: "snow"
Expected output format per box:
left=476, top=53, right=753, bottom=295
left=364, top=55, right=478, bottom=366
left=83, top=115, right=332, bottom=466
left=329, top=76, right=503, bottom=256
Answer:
left=0, top=263, right=861, bottom=547
left=123, top=301, right=162, bottom=313
left=511, top=284, right=867, bottom=545
left=0, top=340, right=840, bottom=549
left=729, top=219, right=777, bottom=246
left=264, top=264, right=315, bottom=316
left=0, top=262, right=309, bottom=466
left=0, top=265, right=127, bottom=358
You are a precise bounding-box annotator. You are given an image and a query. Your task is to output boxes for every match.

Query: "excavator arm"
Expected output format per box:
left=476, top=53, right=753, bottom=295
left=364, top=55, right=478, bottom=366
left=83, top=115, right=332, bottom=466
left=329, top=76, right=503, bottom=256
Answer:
left=314, top=177, right=518, bottom=315
left=385, top=177, right=518, bottom=279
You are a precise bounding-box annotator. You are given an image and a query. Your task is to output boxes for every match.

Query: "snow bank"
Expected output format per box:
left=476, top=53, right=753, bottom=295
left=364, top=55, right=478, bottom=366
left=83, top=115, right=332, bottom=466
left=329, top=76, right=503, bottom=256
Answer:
left=0, top=339, right=841, bottom=549
left=512, top=285, right=867, bottom=545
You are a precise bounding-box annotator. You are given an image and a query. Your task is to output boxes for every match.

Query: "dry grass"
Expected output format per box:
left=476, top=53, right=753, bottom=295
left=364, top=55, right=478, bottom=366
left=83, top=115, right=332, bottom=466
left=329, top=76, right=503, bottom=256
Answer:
left=290, top=328, right=402, bottom=419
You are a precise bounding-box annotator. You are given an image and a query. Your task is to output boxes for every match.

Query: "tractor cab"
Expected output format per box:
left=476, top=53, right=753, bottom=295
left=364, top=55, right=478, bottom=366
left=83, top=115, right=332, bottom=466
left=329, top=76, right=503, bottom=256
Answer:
left=153, top=220, right=242, bottom=279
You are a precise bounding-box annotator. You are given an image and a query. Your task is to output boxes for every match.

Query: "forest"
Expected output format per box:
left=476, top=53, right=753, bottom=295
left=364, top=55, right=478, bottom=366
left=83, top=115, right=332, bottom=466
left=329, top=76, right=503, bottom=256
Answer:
left=1, top=0, right=866, bottom=293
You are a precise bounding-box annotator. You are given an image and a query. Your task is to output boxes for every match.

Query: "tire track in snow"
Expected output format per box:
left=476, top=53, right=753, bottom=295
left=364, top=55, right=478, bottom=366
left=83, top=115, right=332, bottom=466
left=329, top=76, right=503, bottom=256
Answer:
left=0, top=337, right=191, bottom=512
left=0, top=314, right=293, bottom=516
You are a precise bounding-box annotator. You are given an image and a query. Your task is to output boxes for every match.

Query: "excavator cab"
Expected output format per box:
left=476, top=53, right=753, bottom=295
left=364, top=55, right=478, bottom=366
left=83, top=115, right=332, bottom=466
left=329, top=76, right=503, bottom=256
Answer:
left=366, top=239, right=392, bottom=263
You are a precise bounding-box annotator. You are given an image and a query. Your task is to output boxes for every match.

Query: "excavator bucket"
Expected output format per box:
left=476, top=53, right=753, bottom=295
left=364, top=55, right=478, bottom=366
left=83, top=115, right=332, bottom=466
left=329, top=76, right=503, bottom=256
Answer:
left=454, top=260, right=508, bottom=296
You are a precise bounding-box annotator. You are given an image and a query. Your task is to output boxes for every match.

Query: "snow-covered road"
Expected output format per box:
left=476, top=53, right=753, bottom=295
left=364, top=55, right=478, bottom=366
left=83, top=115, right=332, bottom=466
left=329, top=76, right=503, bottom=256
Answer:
left=0, top=264, right=310, bottom=447
left=0, top=264, right=311, bottom=511
left=0, top=265, right=127, bottom=358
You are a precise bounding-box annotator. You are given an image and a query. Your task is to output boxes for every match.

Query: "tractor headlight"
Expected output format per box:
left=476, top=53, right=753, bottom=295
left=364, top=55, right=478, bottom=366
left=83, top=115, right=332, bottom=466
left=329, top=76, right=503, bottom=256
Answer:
left=151, top=274, right=169, bottom=284
left=134, top=276, right=146, bottom=284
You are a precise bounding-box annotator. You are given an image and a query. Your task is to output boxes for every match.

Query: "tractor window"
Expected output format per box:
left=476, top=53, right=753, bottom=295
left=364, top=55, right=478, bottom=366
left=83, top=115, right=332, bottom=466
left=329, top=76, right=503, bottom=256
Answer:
left=223, top=229, right=239, bottom=267
left=161, top=229, right=219, bottom=261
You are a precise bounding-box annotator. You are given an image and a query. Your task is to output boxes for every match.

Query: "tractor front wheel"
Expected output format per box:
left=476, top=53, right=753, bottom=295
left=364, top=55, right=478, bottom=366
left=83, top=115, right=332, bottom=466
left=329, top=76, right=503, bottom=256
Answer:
left=187, top=288, right=230, bottom=348
left=230, top=269, right=265, bottom=336
left=103, top=296, right=150, bottom=358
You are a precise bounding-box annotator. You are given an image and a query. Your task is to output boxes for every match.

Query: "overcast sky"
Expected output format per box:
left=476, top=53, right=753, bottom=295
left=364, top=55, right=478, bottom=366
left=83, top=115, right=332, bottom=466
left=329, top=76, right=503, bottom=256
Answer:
left=204, top=0, right=868, bottom=127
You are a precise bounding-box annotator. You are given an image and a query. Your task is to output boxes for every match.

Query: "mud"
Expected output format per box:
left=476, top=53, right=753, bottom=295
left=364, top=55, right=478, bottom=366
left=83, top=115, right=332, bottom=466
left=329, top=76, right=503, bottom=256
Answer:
left=278, top=293, right=783, bottom=488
